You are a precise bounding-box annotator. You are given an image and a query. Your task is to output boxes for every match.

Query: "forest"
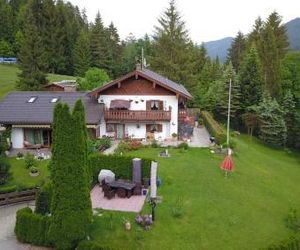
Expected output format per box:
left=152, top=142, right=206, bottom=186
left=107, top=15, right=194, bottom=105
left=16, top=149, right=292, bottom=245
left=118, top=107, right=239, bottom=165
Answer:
left=0, top=0, right=299, bottom=150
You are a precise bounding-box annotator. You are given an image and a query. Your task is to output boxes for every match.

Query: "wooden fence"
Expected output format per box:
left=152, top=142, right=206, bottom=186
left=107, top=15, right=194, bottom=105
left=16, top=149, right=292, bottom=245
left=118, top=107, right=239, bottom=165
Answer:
left=0, top=188, right=38, bottom=206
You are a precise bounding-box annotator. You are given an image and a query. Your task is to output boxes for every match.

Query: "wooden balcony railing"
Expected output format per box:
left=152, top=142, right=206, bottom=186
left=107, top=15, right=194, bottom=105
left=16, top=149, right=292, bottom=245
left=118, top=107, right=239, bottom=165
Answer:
left=104, top=110, right=171, bottom=121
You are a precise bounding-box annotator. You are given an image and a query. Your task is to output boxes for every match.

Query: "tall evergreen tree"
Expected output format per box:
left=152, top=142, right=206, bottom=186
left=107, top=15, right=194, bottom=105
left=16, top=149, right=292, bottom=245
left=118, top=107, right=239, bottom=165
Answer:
left=90, top=11, right=108, bottom=70
left=257, top=95, right=287, bottom=146
left=17, top=0, right=48, bottom=90
left=150, top=0, right=195, bottom=92
left=48, top=101, right=92, bottom=250
left=227, top=31, right=247, bottom=72
left=239, top=46, right=263, bottom=108
left=73, top=29, right=92, bottom=76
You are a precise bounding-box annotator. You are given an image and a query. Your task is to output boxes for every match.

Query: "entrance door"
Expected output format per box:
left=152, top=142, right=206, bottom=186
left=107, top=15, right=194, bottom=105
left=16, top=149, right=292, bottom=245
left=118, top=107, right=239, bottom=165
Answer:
left=116, top=124, right=124, bottom=139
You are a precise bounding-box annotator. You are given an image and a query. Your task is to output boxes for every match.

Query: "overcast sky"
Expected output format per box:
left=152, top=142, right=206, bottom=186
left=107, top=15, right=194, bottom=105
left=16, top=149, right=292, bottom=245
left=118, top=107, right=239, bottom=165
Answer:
left=68, top=0, right=299, bottom=43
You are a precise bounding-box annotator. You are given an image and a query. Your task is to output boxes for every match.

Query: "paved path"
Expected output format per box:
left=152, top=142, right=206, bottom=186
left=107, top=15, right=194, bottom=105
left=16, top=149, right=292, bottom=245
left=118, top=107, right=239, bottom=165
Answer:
left=103, top=140, right=120, bottom=155
left=0, top=202, right=52, bottom=250
left=188, top=127, right=211, bottom=148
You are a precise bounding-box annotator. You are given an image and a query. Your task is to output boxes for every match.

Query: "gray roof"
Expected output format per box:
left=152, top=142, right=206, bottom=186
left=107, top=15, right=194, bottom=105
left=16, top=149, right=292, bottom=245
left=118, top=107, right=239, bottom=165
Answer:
left=0, top=91, right=102, bottom=125
left=138, top=68, right=193, bottom=99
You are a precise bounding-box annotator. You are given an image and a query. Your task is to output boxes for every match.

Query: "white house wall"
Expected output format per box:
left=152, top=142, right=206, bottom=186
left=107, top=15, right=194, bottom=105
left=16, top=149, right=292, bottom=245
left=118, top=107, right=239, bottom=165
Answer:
left=11, top=128, right=24, bottom=148
left=98, top=95, right=178, bottom=139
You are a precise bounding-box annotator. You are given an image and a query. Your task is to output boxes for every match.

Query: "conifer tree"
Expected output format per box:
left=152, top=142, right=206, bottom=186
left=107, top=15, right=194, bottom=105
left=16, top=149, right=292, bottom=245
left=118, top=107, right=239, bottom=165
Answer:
left=239, top=46, right=263, bottom=108
left=48, top=101, right=92, bottom=250
left=17, top=0, right=48, bottom=90
left=257, top=95, right=287, bottom=146
left=73, top=29, right=92, bottom=76
left=227, top=31, right=247, bottom=72
left=150, top=0, right=195, bottom=92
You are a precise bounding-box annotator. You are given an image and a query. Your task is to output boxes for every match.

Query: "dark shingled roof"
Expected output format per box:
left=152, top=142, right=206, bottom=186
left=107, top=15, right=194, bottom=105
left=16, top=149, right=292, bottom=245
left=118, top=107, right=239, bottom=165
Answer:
left=0, top=91, right=103, bottom=125
left=89, top=68, right=193, bottom=99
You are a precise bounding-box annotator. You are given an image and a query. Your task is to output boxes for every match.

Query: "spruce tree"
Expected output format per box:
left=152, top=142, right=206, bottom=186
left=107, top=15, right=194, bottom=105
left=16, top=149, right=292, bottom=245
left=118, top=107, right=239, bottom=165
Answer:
left=17, top=0, right=48, bottom=90
left=227, top=31, right=247, bottom=72
left=48, top=101, right=92, bottom=250
left=150, top=0, right=195, bottom=92
left=239, top=46, right=263, bottom=108
left=73, top=29, right=92, bottom=77
left=257, top=95, right=287, bottom=147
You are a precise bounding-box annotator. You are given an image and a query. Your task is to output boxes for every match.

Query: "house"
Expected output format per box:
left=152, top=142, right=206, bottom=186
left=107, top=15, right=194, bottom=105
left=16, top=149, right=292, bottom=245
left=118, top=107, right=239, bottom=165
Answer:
left=0, top=92, right=102, bottom=149
left=44, top=80, right=77, bottom=92
left=89, top=64, right=192, bottom=140
left=0, top=65, right=192, bottom=149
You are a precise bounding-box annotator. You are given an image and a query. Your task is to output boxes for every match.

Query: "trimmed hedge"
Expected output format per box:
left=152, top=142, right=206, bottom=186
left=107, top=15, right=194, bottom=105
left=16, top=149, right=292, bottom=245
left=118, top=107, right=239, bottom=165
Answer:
left=35, top=182, right=52, bottom=215
left=267, top=233, right=300, bottom=250
left=15, top=207, right=51, bottom=246
left=77, top=240, right=114, bottom=250
left=0, top=184, right=17, bottom=194
left=201, top=111, right=226, bottom=144
left=89, top=154, right=152, bottom=182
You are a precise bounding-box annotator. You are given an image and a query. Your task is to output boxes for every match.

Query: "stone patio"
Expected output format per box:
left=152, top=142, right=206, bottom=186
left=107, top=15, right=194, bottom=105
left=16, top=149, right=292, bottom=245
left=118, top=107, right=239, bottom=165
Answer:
left=91, top=185, right=147, bottom=213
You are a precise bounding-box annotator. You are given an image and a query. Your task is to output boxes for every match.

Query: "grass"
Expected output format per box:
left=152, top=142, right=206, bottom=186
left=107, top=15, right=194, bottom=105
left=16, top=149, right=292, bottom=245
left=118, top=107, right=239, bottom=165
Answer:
left=89, top=135, right=300, bottom=250
left=1, top=158, right=50, bottom=191
left=0, top=64, right=76, bottom=99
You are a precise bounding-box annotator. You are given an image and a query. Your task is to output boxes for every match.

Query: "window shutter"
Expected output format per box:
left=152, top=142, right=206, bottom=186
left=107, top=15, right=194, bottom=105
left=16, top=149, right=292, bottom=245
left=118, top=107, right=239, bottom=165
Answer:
left=159, top=101, right=163, bottom=110
left=157, top=124, right=162, bottom=132
left=146, top=100, right=151, bottom=110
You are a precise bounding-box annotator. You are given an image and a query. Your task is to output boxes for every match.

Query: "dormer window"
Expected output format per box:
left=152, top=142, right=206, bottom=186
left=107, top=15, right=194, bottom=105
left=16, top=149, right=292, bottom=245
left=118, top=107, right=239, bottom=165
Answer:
left=27, top=96, right=37, bottom=103
left=50, top=97, right=59, bottom=103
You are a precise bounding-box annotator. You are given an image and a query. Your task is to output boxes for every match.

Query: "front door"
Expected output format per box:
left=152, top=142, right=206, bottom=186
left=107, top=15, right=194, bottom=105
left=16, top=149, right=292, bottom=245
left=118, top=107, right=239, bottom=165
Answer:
left=116, top=124, right=124, bottom=139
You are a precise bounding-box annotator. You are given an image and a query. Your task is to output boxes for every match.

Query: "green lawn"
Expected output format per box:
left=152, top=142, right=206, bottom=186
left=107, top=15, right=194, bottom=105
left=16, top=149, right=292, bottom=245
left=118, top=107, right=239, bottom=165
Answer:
left=1, top=158, right=50, bottom=191
left=0, top=64, right=76, bottom=99
left=89, top=135, right=300, bottom=250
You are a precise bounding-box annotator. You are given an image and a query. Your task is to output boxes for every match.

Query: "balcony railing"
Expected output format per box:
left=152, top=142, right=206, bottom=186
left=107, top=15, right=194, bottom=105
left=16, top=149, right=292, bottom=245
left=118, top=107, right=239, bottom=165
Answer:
left=178, top=109, right=188, bottom=121
left=104, top=109, right=171, bottom=122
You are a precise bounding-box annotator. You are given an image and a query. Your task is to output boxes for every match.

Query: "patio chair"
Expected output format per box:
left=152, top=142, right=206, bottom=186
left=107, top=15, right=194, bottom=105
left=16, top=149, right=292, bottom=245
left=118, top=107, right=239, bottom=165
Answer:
left=102, top=182, right=110, bottom=193
left=127, top=189, right=133, bottom=198
left=116, top=188, right=126, bottom=198
left=133, top=184, right=142, bottom=195
left=104, top=188, right=115, bottom=199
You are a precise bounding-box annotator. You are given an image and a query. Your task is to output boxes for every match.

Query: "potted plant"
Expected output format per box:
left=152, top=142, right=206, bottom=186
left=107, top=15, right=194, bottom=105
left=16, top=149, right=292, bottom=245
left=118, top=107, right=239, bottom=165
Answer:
left=16, top=152, right=24, bottom=159
left=29, top=166, right=39, bottom=177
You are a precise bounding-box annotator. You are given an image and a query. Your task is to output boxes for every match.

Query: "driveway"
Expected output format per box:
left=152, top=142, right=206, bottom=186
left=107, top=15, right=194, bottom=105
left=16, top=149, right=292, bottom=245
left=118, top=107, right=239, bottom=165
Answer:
left=0, top=202, right=51, bottom=250
left=188, top=126, right=211, bottom=147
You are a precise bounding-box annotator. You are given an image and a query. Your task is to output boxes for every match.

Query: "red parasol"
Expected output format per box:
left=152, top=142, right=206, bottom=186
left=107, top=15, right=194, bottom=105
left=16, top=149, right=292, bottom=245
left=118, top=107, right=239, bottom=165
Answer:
left=220, top=154, right=234, bottom=172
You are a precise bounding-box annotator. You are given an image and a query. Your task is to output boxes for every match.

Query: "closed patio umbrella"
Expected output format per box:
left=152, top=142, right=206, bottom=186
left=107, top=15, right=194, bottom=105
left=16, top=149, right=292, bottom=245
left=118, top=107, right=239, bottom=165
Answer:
left=220, top=150, right=234, bottom=177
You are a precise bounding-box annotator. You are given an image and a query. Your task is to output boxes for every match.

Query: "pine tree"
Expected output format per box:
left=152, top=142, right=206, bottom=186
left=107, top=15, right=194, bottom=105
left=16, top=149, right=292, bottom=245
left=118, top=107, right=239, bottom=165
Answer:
left=150, top=0, right=195, bottom=92
left=17, top=0, right=48, bottom=90
left=90, top=11, right=108, bottom=70
left=257, top=95, right=287, bottom=146
left=239, top=46, right=263, bottom=108
left=73, top=29, right=92, bottom=76
left=227, top=31, right=247, bottom=72
left=48, top=101, right=92, bottom=250
left=282, top=90, right=297, bottom=147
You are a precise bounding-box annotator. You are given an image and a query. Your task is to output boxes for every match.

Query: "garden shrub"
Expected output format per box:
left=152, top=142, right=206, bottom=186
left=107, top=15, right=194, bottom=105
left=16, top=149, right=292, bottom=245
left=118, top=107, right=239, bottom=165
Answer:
left=201, top=111, right=226, bottom=144
left=89, top=154, right=152, bottom=182
left=77, top=240, right=114, bottom=250
left=115, top=140, right=143, bottom=153
left=0, top=184, right=17, bottom=194
left=0, top=156, right=11, bottom=185
left=35, top=182, right=52, bottom=215
left=88, top=137, right=112, bottom=153
left=266, top=233, right=300, bottom=250
left=24, top=153, right=37, bottom=169
left=177, top=142, right=189, bottom=150
left=15, top=207, right=51, bottom=246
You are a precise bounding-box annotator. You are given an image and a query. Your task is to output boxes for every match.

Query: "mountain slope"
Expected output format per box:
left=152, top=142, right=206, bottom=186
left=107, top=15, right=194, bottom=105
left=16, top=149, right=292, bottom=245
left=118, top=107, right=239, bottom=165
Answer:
left=286, top=18, right=300, bottom=51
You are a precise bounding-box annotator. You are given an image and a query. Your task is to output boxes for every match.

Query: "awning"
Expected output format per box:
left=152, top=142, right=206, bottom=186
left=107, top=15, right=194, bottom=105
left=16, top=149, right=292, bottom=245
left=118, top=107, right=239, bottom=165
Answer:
left=12, top=125, right=51, bottom=128
left=110, top=99, right=131, bottom=109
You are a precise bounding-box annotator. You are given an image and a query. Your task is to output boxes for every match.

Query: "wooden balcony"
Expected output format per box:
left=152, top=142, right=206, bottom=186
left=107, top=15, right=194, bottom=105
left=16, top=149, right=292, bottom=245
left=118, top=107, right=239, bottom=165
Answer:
left=104, top=109, right=171, bottom=122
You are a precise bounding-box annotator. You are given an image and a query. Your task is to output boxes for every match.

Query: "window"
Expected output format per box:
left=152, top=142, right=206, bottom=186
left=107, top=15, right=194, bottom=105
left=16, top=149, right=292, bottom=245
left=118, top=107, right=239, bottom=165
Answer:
left=50, top=97, right=59, bottom=103
left=106, top=124, right=115, bottom=133
left=151, top=101, right=159, bottom=110
left=146, top=124, right=162, bottom=133
left=27, top=96, right=37, bottom=103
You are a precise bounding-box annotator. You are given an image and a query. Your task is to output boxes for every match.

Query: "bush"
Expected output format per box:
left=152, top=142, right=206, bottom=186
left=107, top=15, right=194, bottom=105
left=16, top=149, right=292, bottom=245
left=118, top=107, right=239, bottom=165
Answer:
left=35, top=182, right=52, bottom=215
left=177, top=142, right=189, bottom=150
left=15, top=207, right=51, bottom=246
left=266, top=233, right=300, bottom=250
left=77, top=240, right=114, bottom=250
left=24, top=153, right=37, bottom=169
left=0, top=184, right=17, bottom=194
left=0, top=156, right=11, bottom=185
left=89, top=154, right=152, bottom=182
left=201, top=111, right=226, bottom=144
left=116, top=140, right=143, bottom=153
